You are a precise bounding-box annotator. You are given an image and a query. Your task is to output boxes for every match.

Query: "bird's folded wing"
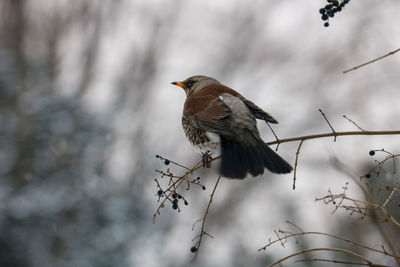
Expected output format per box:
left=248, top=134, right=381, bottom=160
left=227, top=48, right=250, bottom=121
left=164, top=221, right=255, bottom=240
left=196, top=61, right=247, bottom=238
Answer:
left=184, top=97, right=232, bottom=134
left=240, top=98, right=278, bottom=124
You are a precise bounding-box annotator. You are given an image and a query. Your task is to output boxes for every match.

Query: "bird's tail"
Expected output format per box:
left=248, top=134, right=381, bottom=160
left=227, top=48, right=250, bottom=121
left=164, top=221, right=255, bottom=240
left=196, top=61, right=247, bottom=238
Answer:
left=220, top=136, right=292, bottom=179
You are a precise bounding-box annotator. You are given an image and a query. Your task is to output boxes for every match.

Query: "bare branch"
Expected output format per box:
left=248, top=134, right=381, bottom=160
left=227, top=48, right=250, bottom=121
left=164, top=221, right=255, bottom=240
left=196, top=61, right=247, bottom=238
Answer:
left=292, top=140, right=304, bottom=190
left=343, top=115, right=366, bottom=131
left=266, top=130, right=400, bottom=147
left=191, top=175, right=222, bottom=261
left=343, top=47, right=400, bottom=74
left=155, top=154, right=191, bottom=171
left=259, top=230, right=400, bottom=259
left=266, top=122, right=281, bottom=151
left=319, top=109, right=337, bottom=141
left=267, top=247, right=381, bottom=267
left=316, top=192, right=400, bottom=229
left=295, top=258, right=390, bottom=266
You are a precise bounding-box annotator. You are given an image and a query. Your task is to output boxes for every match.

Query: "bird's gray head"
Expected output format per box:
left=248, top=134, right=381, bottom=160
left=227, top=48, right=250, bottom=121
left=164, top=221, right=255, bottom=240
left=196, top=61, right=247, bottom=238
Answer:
left=171, top=75, right=220, bottom=96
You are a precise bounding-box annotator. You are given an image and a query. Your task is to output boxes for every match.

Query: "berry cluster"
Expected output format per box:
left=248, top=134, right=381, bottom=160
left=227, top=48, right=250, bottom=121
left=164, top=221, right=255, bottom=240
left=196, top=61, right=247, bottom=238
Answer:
left=155, top=155, right=207, bottom=214
left=319, top=0, right=351, bottom=27
left=156, top=188, right=189, bottom=210
left=153, top=154, right=211, bottom=256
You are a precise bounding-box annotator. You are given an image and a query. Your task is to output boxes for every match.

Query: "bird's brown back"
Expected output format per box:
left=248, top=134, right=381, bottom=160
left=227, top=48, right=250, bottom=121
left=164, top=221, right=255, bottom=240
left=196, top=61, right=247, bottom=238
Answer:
left=183, top=84, right=242, bottom=118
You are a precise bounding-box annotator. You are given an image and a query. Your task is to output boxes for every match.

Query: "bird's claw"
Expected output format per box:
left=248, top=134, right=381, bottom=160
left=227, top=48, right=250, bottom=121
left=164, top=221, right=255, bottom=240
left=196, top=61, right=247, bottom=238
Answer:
left=202, top=151, right=212, bottom=168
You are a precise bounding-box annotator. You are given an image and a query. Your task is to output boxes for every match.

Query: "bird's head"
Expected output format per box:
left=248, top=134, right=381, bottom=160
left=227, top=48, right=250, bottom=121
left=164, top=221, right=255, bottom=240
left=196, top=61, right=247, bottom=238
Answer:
left=171, top=75, right=220, bottom=96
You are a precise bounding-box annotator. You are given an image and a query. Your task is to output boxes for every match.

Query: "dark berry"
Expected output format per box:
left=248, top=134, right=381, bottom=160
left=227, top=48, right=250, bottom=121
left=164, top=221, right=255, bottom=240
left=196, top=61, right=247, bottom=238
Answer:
left=369, top=150, right=375, bottom=156
left=333, top=201, right=336, bottom=205
left=319, top=0, right=350, bottom=28
left=202, top=186, right=206, bottom=190
left=157, top=190, right=163, bottom=196
left=365, top=173, right=371, bottom=178
left=164, top=159, right=170, bottom=165
left=184, top=200, right=188, bottom=206
left=173, top=198, right=178, bottom=204
left=172, top=203, right=178, bottom=210
left=196, top=177, right=201, bottom=180
left=172, top=193, right=177, bottom=198
left=156, top=155, right=160, bottom=158
left=190, top=246, right=197, bottom=253
left=177, top=194, right=182, bottom=199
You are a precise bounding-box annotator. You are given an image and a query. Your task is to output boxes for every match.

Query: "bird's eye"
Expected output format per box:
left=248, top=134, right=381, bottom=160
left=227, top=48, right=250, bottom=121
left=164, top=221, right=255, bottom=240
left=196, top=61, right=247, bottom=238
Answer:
left=186, top=80, right=194, bottom=87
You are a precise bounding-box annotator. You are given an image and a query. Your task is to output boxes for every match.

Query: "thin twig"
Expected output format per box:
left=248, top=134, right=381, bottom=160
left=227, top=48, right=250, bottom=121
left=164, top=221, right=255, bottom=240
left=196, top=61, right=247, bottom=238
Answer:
left=365, top=153, right=400, bottom=178
left=343, top=115, right=366, bottom=131
left=192, top=175, right=222, bottom=261
left=371, top=208, right=400, bottom=267
left=274, top=229, right=286, bottom=247
left=267, top=247, right=377, bottom=267
left=285, top=220, right=304, bottom=233
left=156, top=155, right=192, bottom=171
left=293, top=140, right=304, bottom=190
left=266, top=122, right=280, bottom=151
left=259, top=231, right=400, bottom=259
left=317, top=194, right=400, bottom=228
left=382, top=190, right=396, bottom=208
left=295, top=258, right=390, bottom=266
left=343, top=47, right=400, bottom=74
left=331, top=183, right=348, bottom=215
left=319, top=109, right=337, bottom=141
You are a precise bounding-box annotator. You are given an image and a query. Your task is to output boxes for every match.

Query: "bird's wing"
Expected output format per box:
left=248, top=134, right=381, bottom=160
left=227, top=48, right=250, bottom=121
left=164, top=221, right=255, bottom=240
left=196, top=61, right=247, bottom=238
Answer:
left=240, top=98, right=278, bottom=124
left=184, top=93, right=261, bottom=141
left=184, top=95, right=233, bottom=135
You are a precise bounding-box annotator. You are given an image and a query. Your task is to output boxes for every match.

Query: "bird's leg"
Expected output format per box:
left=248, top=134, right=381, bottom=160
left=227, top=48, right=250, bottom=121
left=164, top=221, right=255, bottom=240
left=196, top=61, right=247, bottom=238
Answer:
left=202, top=151, right=212, bottom=168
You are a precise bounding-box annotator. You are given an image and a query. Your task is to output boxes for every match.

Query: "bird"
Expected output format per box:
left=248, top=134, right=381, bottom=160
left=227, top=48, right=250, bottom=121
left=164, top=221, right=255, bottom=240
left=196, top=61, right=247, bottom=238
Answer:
left=171, top=75, right=292, bottom=179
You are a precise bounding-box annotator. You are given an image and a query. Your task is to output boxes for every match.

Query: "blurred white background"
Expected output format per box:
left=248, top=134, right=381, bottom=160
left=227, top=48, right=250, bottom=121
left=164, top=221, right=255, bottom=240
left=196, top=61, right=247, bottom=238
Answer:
left=1, top=0, right=399, bottom=266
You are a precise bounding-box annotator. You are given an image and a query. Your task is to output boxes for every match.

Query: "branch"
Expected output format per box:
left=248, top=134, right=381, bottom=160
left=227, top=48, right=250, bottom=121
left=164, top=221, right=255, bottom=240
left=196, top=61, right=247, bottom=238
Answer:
left=343, top=115, right=366, bottom=131
left=259, top=231, right=400, bottom=259
left=191, top=175, right=222, bottom=261
left=267, top=247, right=387, bottom=267
left=319, top=109, right=337, bottom=141
left=316, top=193, right=400, bottom=229
left=343, top=47, right=400, bottom=74
left=267, top=129, right=400, bottom=190
left=266, top=130, right=400, bottom=147
left=292, top=140, right=304, bottom=190
left=295, top=258, right=389, bottom=266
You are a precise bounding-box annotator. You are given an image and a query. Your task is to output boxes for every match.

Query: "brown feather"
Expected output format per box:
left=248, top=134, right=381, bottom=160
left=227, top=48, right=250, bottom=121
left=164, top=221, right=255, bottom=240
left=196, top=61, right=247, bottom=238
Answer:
left=183, top=84, right=241, bottom=116
left=183, top=85, right=240, bottom=133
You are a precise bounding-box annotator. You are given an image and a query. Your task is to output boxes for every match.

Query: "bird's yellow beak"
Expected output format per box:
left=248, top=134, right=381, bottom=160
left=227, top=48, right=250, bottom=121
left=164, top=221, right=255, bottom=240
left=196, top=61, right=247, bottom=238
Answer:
left=171, top=81, right=185, bottom=88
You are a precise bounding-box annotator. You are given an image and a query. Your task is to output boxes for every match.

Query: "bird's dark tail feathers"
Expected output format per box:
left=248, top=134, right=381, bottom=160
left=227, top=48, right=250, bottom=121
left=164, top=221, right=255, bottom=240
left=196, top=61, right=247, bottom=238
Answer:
left=220, top=136, right=292, bottom=179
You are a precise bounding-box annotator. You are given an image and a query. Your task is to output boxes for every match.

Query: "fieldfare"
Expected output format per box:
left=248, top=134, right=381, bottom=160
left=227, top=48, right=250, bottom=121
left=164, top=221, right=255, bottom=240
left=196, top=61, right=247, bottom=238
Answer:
left=171, top=75, right=292, bottom=179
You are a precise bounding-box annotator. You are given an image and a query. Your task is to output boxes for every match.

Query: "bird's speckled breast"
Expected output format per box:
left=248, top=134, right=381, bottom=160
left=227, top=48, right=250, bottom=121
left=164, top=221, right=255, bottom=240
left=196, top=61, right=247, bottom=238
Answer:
left=182, top=117, right=220, bottom=155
